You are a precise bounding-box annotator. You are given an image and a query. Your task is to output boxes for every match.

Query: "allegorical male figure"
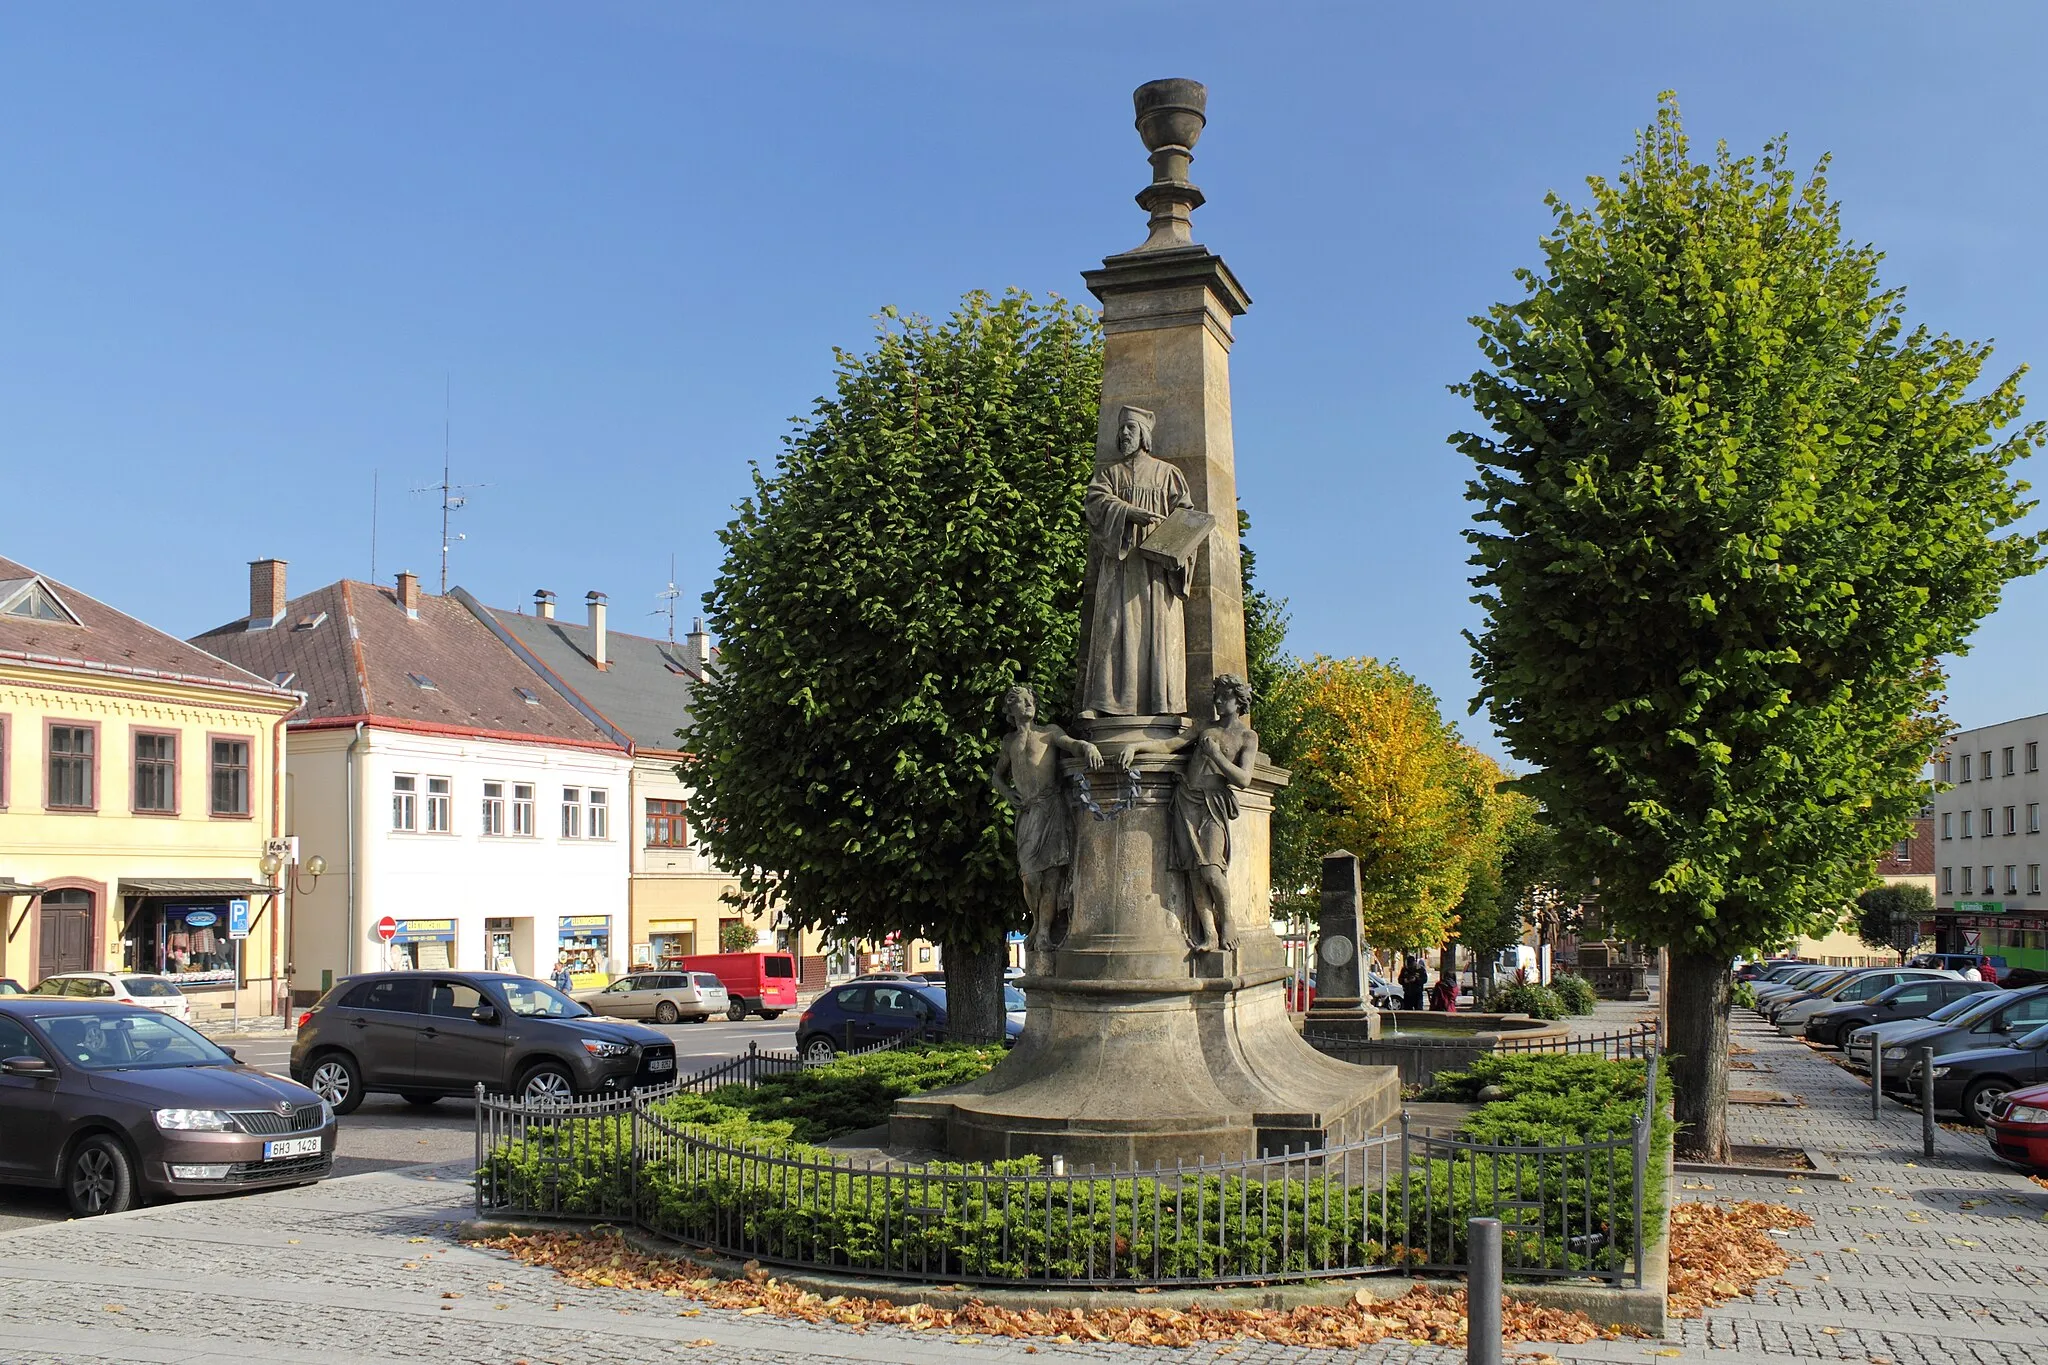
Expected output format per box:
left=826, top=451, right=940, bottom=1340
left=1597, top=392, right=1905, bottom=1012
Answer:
left=990, top=684, right=1102, bottom=950
left=1082, top=405, right=1196, bottom=717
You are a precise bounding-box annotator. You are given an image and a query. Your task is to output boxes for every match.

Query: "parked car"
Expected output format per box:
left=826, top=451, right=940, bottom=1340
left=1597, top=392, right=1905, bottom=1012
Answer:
left=1905, top=1019, right=2048, bottom=1125
left=0, top=998, right=336, bottom=1216
left=794, top=979, right=1024, bottom=1065
left=1737, top=958, right=1811, bottom=982
left=1752, top=967, right=1849, bottom=1008
left=1773, top=968, right=1957, bottom=1031
left=1879, top=986, right=2048, bottom=1095
left=290, top=971, right=675, bottom=1111
left=1984, top=1079, right=2048, bottom=1172
left=1844, top=988, right=2026, bottom=1069
left=1909, top=952, right=2008, bottom=982
left=678, top=952, right=798, bottom=1021
left=1758, top=968, right=1873, bottom=1020
left=1806, top=977, right=1997, bottom=1048
left=26, top=972, right=193, bottom=1023
left=571, top=971, right=728, bottom=1024
left=0, top=979, right=21, bottom=994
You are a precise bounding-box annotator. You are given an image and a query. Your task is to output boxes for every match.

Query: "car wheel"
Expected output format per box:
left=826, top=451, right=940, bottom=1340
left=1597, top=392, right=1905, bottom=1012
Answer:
left=689, top=1015, right=709, bottom=1024
left=66, top=1135, right=136, bottom=1217
left=308, top=1052, right=365, bottom=1115
left=519, top=1063, right=576, bottom=1105
left=759, top=1010, right=783, bottom=1021
left=1963, top=1078, right=2013, bottom=1127
left=401, top=1093, right=441, bottom=1108
left=727, top=1000, right=748, bottom=1022
left=801, top=1035, right=838, bottom=1065
left=655, top=1000, right=680, bottom=1025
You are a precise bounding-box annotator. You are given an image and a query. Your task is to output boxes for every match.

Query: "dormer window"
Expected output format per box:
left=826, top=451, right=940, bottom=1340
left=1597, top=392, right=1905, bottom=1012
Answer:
left=515, top=687, right=541, bottom=705
left=0, top=577, right=80, bottom=625
left=292, top=612, right=328, bottom=632
left=272, top=670, right=298, bottom=689
left=406, top=672, right=437, bottom=691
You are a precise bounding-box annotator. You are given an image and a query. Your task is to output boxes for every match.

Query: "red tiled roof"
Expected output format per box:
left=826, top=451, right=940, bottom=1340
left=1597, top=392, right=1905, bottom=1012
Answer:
left=192, top=580, right=623, bottom=749
left=0, top=554, right=290, bottom=700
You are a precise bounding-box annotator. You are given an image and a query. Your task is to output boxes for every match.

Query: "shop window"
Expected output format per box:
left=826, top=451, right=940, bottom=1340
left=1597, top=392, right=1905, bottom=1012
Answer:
left=134, top=732, right=176, bottom=813
left=561, top=786, right=582, bottom=839
left=47, top=723, right=95, bottom=809
left=392, top=774, right=417, bottom=831
left=2004, top=746, right=2017, bottom=777
left=154, top=904, right=237, bottom=983
left=482, top=781, right=505, bottom=836
left=646, top=798, right=689, bottom=848
left=512, top=783, right=536, bottom=836
left=425, top=776, right=452, bottom=832
left=210, top=738, right=250, bottom=816
left=587, top=788, right=609, bottom=840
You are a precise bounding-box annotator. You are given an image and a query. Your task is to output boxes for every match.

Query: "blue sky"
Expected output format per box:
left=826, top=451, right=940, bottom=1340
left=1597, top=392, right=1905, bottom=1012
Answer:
left=5, top=2, right=2045, bottom=756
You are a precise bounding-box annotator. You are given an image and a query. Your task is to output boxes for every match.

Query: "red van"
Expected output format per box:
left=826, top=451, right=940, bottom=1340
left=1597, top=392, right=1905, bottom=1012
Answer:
left=680, top=952, right=798, bottom=1021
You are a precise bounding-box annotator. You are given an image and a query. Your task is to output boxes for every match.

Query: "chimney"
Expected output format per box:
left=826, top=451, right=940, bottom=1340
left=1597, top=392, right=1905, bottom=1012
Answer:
left=247, top=558, right=287, bottom=630
left=534, top=588, right=556, bottom=620
left=396, top=570, right=420, bottom=619
left=586, top=590, right=608, bottom=669
left=686, top=615, right=712, bottom=668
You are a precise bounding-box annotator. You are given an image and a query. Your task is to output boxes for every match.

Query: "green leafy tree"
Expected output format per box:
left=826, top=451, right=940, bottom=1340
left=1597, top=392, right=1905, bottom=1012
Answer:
left=1854, top=883, right=1934, bottom=963
left=1238, top=507, right=1291, bottom=706
left=1456, top=96, right=2043, bottom=1158
left=681, top=290, right=1102, bottom=1042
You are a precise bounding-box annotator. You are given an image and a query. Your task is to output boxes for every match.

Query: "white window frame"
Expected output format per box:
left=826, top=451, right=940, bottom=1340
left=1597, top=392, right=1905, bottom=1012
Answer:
left=392, top=774, right=417, bottom=832
left=1941, top=866, right=1953, bottom=894
left=561, top=786, right=583, bottom=839
left=2006, top=865, right=2019, bottom=895
left=481, top=780, right=506, bottom=837
left=2007, top=806, right=2018, bottom=837
left=425, top=776, right=452, bottom=833
left=1983, top=865, right=1994, bottom=895
left=1941, top=811, right=1953, bottom=840
left=2029, top=803, right=2042, bottom=835
left=1960, top=753, right=1973, bottom=782
left=1961, top=809, right=1973, bottom=838
left=1982, top=751, right=1994, bottom=780
left=513, top=782, right=536, bottom=837
left=2028, top=741, right=2039, bottom=773
left=1983, top=808, right=1994, bottom=840
left=1894, top=837, right=1912, bottom=861
left=587, top=787, right=609, bottom=840
left=2004, top=746, right=2017, bottom=777
left=2030, top=865, right=2042, bottom=896
left=1938, top=756, right=1953, bottom=783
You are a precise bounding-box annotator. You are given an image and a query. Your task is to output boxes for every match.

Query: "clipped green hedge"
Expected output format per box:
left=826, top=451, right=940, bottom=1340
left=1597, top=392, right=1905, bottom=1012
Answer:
left=656, top=1044, right=1005, bottom=1143
left=1548, top=973, right=1599, bottom=1015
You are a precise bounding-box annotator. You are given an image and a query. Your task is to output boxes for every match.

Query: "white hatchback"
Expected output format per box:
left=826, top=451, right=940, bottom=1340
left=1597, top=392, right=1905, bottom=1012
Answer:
left=27, top=972, right=194, bottom=1023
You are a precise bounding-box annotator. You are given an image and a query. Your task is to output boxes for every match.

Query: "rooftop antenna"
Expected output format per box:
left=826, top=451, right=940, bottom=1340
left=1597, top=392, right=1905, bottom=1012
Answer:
left=411, top=377, right=489, bottom=594
left=651, top=554, right=682, bottom=644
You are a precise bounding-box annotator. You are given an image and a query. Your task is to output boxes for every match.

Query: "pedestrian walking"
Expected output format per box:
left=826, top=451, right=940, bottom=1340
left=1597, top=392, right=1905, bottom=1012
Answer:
left=551, top=957, right=573, bottom=991
left=1398, top=955, right=1427, bottom=1011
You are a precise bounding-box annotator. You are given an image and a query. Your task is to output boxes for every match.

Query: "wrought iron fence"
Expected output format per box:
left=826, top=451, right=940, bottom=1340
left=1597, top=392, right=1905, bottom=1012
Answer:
left=475, top=1035, right=1662, bottom=1289
left=1302, top=1023, right=1660, bottom=1088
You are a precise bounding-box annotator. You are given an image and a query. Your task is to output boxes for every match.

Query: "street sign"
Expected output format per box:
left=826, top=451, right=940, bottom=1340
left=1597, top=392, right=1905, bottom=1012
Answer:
left=374, top=915, right=398, bottom=943
left=228, top=899, right=251, bottom=940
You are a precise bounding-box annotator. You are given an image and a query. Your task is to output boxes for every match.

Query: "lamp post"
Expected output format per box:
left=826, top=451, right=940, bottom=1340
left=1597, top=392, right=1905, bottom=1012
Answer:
left=259, top=847, right=326, bottom=1018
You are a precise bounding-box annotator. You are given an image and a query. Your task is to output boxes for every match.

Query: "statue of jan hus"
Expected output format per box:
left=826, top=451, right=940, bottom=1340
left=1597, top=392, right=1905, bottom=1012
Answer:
left=1081, top=405, right=1197, bottom=718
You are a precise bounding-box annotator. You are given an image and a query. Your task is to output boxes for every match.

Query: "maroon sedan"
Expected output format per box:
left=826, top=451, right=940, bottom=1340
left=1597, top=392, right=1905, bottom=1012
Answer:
left=1985, top=1080, right=2048, bottom=1173
left=0, top=998, right=335, bottom=1215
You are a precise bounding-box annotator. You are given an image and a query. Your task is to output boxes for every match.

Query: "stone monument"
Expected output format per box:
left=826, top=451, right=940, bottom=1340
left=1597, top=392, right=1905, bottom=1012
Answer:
left=892, top=79, right=1398, bottom=1166
left=1304, top=849, right=1382, bottom=1038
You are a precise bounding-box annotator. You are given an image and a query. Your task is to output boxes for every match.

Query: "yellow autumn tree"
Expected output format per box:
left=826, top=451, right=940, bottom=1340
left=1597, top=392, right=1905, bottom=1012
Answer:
left=1264, top=656, right=1507, bottom=949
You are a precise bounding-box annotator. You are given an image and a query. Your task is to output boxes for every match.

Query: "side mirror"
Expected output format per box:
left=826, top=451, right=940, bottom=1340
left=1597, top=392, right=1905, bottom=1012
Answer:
left=471, top=1005, right=501, bottom=1026
left=220, top=1046, right=239, bottom=1062
left=2, top=1055, right=55, bottom=1078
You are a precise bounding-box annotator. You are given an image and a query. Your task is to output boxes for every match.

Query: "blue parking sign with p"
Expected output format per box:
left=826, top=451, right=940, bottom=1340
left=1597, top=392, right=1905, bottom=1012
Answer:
left=228, top=898, right=251, bottom=939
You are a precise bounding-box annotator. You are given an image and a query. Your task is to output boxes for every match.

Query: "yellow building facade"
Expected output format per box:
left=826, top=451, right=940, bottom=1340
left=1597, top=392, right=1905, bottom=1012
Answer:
left=0, top=561, right=299, bottom=1027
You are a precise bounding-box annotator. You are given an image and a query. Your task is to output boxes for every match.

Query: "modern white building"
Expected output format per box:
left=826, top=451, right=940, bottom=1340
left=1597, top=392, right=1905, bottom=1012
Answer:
left=1930, top=713, right=2048, bottom=973
left=193, top=564, right=632, bottom=999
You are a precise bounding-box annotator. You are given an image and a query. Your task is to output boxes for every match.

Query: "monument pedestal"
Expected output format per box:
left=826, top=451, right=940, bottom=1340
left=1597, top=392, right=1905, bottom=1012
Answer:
left=893, top=759, right=1398, bottom=1165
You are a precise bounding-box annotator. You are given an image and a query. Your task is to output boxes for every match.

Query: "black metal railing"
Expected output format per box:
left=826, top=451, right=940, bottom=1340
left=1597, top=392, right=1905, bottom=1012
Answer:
left=475, top=1035, right=1662, bottom=1290
left=1302, top=1024, right=1660, bottom=1088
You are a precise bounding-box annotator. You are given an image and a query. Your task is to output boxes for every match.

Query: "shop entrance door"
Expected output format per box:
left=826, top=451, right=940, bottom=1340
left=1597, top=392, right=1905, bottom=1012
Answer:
left=38, top=890, right=92, bottom=980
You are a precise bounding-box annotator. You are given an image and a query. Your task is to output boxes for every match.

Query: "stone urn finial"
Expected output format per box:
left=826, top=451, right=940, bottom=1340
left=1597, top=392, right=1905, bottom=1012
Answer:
left=1131, top=78, right=1207, bottom=251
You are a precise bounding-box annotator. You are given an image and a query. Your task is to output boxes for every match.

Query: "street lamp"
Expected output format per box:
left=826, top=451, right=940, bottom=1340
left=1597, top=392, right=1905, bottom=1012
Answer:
left=259, top=847, right=326, bottom=1019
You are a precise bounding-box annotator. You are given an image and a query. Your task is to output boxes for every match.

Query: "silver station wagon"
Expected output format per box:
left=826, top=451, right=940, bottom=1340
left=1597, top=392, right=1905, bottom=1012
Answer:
left=572, top=971, right=729, bottom=1024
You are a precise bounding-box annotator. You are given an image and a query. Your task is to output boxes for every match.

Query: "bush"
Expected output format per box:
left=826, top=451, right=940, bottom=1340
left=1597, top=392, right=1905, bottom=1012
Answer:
left=1732, top=980, right=1758, bottom=1011
left=1480, top=980, right=1567, bottom=1019
left=656, top=1044, right=1005, bottom=1143
left=1548, top=973, right=1598, bottom=1015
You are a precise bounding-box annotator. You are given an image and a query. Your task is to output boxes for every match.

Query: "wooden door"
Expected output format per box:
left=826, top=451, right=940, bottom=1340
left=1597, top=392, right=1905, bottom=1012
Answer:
left=38, top=893, right=92, bottom=979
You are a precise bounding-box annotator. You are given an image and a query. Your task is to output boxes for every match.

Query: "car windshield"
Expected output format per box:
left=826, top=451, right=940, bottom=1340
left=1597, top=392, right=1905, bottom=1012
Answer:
left=31, top=1011, right=230, bottom=1071
left=1004, top=985, right=1027, bottom=1012
left=500, top=978, right=590, bottom=1018
left=121, top=977, right=183, bottom=998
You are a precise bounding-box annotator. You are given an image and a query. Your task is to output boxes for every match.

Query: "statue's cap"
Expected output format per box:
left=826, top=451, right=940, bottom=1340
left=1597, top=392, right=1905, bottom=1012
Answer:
left=1118, top=405, right=1157, bottom=438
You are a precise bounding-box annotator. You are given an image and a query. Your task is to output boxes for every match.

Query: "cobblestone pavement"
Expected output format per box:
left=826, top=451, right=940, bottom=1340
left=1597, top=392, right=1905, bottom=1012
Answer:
left=1, top=1007, right=2042, bottom=1364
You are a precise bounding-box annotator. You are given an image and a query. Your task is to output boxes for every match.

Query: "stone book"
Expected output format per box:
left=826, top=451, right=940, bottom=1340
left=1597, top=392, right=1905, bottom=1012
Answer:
left=1137, top=506, right=1215, bottom=566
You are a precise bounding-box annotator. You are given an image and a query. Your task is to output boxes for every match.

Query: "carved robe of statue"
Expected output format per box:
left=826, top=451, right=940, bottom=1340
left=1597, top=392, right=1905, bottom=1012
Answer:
left=1083, top=450, right=1195, bottom=716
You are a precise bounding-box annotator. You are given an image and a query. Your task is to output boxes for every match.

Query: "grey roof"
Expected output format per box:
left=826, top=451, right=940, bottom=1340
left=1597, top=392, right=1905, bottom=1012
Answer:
left=467, top=596, right=712, bottom=755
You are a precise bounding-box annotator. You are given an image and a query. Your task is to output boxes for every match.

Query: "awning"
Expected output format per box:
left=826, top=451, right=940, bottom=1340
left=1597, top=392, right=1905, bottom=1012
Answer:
left=0, top=878, right=46, bottom=896
left=118, top=878, right=280, bottom=898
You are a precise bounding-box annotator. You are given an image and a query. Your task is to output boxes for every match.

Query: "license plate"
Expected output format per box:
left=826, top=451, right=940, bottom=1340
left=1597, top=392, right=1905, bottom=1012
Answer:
left=646, top=1058, right=674, bottom=1072
left=265, top=1136, right=322, bottom=1160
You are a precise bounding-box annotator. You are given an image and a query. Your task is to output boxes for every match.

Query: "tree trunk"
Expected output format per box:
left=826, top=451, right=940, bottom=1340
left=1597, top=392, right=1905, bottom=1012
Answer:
left=1438, top=943, right=1458, bottom=1003
left=942, top=933, right=1007, bottom=1045
left=1665, top=949, right=1731, bottom=1162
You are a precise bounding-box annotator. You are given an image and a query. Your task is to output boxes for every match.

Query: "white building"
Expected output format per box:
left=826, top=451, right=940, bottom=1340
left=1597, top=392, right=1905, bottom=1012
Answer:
left=193, top=564, right=632, bottom=999
left=1930, top=713, right=2048, bottom=974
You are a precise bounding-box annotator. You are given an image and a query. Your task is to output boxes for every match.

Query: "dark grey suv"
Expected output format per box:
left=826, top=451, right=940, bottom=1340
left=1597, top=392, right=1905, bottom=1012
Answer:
left=289, top=971, right=675, bottom=1111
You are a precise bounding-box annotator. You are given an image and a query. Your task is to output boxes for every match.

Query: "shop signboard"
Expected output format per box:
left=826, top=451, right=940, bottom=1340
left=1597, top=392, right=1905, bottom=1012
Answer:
left=558, top=914, right=612, bottom=938
left=1954, top=900, right=2005, bottom=915
left=392, top=919, right=457, bottom=943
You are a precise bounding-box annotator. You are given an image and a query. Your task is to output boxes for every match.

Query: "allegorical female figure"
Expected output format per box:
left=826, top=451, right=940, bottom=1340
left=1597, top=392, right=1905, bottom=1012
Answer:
left=1083, top=405, right=1195, bottom=717
left=990, top=684, right=1102, bottom=951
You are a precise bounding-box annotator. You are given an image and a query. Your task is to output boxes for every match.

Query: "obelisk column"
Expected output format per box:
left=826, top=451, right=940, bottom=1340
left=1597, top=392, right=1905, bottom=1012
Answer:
left=1080, top=78, right=1249, bottom=712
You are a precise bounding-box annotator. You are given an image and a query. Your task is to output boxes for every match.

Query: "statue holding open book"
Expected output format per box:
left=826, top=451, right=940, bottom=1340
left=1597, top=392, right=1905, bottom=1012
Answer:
left=1082, top=404, right=1214, bottom=717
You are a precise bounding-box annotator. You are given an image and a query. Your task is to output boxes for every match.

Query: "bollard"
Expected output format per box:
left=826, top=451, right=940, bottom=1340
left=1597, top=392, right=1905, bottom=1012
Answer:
left=1870, top=1034, right=1882, bottom=1118
left=1917, top=1045, right=1936, bottom=1157
left=1467, top=1216, right=1502, bottom=1365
